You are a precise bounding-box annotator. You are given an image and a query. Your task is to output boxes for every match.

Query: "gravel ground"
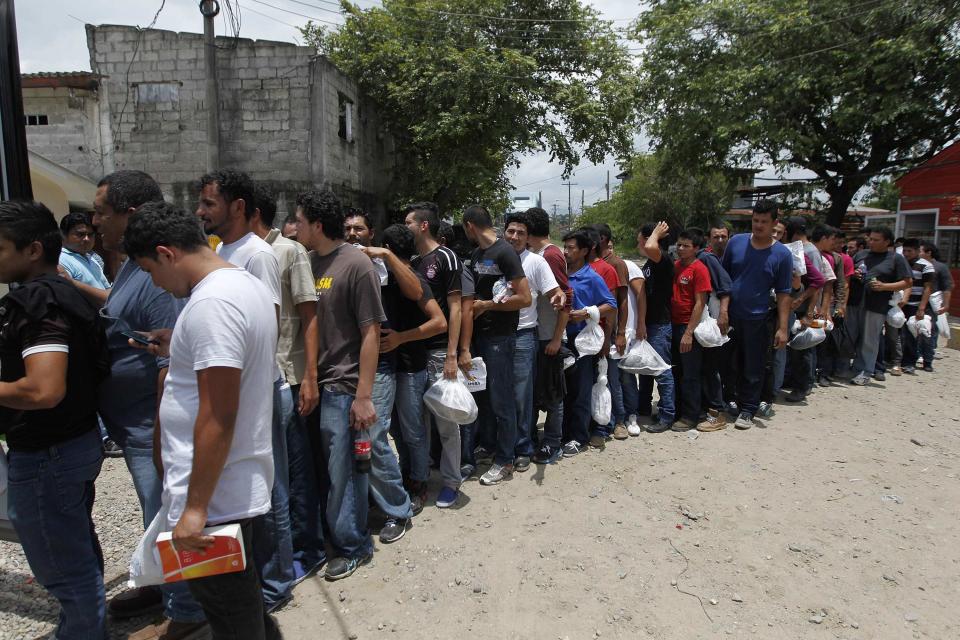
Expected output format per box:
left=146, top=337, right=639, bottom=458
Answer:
left=2, top=349, right=960, bottom=639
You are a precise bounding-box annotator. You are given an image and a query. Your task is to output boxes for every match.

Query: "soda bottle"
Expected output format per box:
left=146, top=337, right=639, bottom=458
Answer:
left=353, top=429, right=372, bottom=473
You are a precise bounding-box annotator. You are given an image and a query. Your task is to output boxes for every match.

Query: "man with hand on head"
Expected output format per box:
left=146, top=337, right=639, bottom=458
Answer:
left=123, top=201, right=280, bottom=639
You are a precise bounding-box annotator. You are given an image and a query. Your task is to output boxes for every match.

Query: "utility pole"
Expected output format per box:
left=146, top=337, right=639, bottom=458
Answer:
left=552, top=203, right=558, bottom=217
left=0, top=0, right=31, bottom=200
left=537, top=190, right=542, bottom=208
left=561, top=179, right=577, bottom=221
left=581, top=189, right=584, bottom=214
left=606, top=170, right=610, bottom=201
left=200, top=1, right=220, bottom=171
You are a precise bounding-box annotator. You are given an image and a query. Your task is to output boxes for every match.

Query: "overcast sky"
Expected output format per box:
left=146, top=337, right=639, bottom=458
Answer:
left=13, top=0, right=803, bottom=212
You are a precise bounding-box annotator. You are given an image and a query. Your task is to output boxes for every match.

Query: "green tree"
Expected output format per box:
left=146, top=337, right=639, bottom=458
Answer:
left=861, top=177, right=901, bottom=211
left=302, top=0, right=636, bottom=213
left=578, top=153, right=737, bottom=252
left=635, top=0, right=960, bottom=227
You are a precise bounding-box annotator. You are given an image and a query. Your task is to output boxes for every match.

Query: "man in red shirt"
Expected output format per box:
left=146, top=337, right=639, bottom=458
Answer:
left=672, top=229, right=726, bottom=432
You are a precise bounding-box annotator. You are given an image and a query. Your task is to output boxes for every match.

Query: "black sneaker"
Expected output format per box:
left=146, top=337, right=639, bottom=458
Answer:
left=324, top=554, right=371, bottom=581
left=108, top=585, right=163, bottom=619
left=873, top=371, right=886, bottom=382
left=784, top=389, right=807, bottom=402
left=514, top=456, right=531, bottom=472
left=532, top=444, right=556, bottom=464
left=102, top=438, right=124, bottom=458
left=379, top=518, right=409, bottom=544
left=562, top=440, right=584, bottom=457
left=473, top=446, right=494, bottom=465
left=460, top=464, right=476, bottom=482
left=922, top=364, right=934, bottom=373
left=646, top=421, right=671, bottom=433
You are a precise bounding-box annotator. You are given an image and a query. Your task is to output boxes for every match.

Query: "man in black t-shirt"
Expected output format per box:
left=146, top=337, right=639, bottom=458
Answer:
left=0, top=201, right=109, bottom=638
left=846, top=227, right=912, bottom=385
left=406, top=203, right=467, bottom=508
left=636, top=221, right=677, bottom=432
left=461, top=205, right=532, bottom=486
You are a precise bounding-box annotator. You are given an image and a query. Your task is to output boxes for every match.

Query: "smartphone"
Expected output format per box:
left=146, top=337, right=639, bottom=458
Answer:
left=121, top=330, right=158, bottom=346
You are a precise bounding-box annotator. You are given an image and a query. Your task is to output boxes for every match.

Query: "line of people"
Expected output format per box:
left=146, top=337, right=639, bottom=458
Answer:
left=0, top=171, right=952, bottom=640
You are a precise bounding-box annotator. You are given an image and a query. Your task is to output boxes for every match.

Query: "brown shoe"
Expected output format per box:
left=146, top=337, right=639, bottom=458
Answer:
left=671, top=417, right=697, bottom=432
left=589, top=434, right=606, bottom=449
left=612, top=423, right=629, bottom=440
left=108, top=585, right=163, bottom=619
left=890, top=366, right=903, bottom=376
left=696, top=408, right=728, bottom=432
left=129, top=619, right=208, bottom=640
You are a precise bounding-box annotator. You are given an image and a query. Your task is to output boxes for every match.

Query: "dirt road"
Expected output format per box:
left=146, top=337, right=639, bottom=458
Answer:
left=3, top=352, right=958, bottom=640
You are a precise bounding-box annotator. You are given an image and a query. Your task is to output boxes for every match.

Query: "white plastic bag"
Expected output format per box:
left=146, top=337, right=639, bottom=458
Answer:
left=456, top=357, right=487, bottom=392
left=608, top=328, right=634, bottom=360
left=128, top=503, right=169, bottom=588
left=887, top=306, right=907, bottom=329
left=619, top=339, right=670, bottom=376
left=693, top=306, right=729, bottom=348
left=937, top=313, right=951, bottom=339
left=930, top=291, right=944, bottom=313
left=591, top=358, right=612, bottom=425
left=890, top=290, right=904, bottom=307
left=907, top=315, right=932, bottom=338
left=424, top=378, right=478, bottom=425
left=785, top=241, right=807, bottom=275
left=787, top=326, right=826, bottom=350
left=574, top=305, right=604, bottom=356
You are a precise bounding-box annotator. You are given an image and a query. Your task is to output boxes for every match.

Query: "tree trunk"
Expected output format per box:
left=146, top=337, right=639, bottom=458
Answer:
left=824, top=178, right=867, bottom=228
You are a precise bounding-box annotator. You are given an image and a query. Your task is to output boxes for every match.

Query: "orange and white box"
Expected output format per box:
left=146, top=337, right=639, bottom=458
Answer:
left=156, top=523, right=246, bottom=583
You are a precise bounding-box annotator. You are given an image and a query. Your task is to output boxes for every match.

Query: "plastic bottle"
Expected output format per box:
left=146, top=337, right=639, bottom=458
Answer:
left=353, top=429, right=371, bottom=473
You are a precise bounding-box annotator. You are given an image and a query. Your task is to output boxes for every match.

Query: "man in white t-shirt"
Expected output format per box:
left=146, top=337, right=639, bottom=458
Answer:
left=196, top=169, right=291, bottom=610
left=503, top=213, right=562, bottom=471
left=123, top=201, right=279, bottom=639
left=620, top=259, right=646, bottom=435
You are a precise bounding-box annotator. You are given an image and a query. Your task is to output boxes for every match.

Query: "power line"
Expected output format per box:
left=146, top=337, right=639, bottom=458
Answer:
left=247, top=0, right=344, bottom=27
left=239, top=2, right=304, bottom=29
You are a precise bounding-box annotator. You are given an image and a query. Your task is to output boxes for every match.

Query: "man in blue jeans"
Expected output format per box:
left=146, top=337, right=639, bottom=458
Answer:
left=461, top=205, right=532, bottom=486
left=560, top=229, right=617, bottom=457
left=251, top=186, right=323, bottom=587
left=80, top=170, right=207, bottom=637
left=503, top=212, right=563, bottom=470
left=296, top=190, right=385, bottom=581
left=345, top=213, right=421, bottom=535
left=1, top=201, right=111, bottom=640
left=721, top=200, right=794, bottom=429
left=636, top=221, right=677, bottom=432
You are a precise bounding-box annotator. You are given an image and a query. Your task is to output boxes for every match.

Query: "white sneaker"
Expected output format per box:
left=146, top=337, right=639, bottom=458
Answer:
left=850, top=372, right=870, bottom=386
left=479, top=463, right=514, bottom=486
left=626, top=415, right=642, bottom=436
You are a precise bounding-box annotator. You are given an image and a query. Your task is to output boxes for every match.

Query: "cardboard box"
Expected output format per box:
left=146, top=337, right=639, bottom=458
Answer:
left=156, top=523, right=246, bottom=583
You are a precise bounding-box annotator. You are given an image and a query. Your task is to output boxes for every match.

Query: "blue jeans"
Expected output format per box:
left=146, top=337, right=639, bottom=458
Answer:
left=316, top=387, right=373, bottom=559
left=7, top=429, right=106, bottom=640
left=123, top=444, right=204, bottom=622
left=731, top=317, right=769, bottom=416
left=902, top=310, right=935, bottom=368
left=473, top=333, right=518, bottom=466
left=252, top=379, right=294, bottom=607
left=562, top=351, right=596, bottom=445
left=286, top=383, right=326, bottom=577
left=620, top=366, right=639, bottom=418
left=513, top=328, right=538, bottom=457
left=393, top=369, right=430, bottom=483
left=637, top=324, right=676, bottom=424
left=369, top=364, right=413, bottom=519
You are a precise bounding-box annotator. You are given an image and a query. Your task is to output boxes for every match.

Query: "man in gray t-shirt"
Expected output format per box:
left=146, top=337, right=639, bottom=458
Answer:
left=295, top=189, right=385, bottom=582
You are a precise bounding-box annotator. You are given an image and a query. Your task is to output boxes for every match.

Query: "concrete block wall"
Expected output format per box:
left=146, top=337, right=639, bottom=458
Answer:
left=83, top=24, right=398, bottom=222
left=22, top=87, right=105, bottom=181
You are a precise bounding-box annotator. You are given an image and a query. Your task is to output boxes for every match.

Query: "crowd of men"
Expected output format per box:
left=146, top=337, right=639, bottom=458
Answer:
left=0, top=168, right=954, bottom=640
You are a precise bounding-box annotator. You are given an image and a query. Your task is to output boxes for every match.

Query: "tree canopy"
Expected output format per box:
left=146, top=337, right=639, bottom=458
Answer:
left=303, top=0, right=637, bottom=214
left=578, top=153, right=738, bottom=253
left=634, top=0, right=960, bottom=226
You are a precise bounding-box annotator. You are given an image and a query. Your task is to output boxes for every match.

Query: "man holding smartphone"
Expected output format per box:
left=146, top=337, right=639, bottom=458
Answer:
left=88, top=170, right=208, bottom=637
left=123, top=201, right=280, bottom=639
